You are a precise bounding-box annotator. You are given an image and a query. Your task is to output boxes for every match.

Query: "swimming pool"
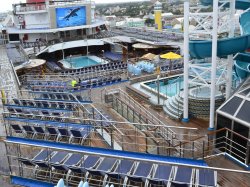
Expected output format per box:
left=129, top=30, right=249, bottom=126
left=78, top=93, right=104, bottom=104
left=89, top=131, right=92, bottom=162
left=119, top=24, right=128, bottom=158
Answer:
left=142, top=75, right=184, bottom=97
left=59, top=56, right=106, bottom=69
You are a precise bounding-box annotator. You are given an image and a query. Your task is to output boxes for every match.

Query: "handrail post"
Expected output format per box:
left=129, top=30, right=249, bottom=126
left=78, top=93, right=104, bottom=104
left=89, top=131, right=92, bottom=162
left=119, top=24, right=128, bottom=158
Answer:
left=225, top=129, right=229, bottom=153
left=192, top=141, right=195, bottom=159
left=180, top=141, right=182, bottom=157
left=246, top=140, right=250, bottom=165
left=202, top=140, right=205, bottom=159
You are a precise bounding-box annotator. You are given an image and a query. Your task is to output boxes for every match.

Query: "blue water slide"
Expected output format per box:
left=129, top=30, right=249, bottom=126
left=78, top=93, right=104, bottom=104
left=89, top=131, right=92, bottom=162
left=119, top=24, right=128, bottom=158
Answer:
left=234, top=53, right=250, bottom=78
left=189, top=0, right=250, bottom=78
left=200, top=0, right=250, bottom=10
left=234, top=8, right=250, bottom=78
left=189, top=35, right=250, bottom=59
left=240, top=9, right=250, bottom=35
left=190, top=0, right=250, bottom=59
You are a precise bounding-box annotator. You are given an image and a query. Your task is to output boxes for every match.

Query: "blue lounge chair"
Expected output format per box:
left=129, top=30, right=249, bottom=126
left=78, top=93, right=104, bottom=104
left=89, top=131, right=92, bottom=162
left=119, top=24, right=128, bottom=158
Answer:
left=30, top=149, right=54, bottom=167
left=196, top=169, right=217, bottom=187
left=19, top=149, right=52, bottom=166
left=64, top=153, right=83, bottom=169
left=70, top=128, right=90, bottom=144
left=47, top=126, right=59, bottom=140
left=36, top=102, right=43, bottom=108
left=87, top=157, right=118, bottom=176
left=50, top=151, right=69, bottom=171
left=171, top=166, right=194, bottom=187
left=7, top=107, right=15, bottom=113
left=33, top=126, right=46, bottom=138
left=68, top=155, right=100, bottom=174
left=13, top=99, right=20, bottom=105
left=126, top=162, right=153, bottom=184
left=11, top=124, right=23, bottom=134
left=148, top=164, right=173, bottom=186
left=23, top=125, right=35, bottom=137
left=107, top=159, right=134, bottom=179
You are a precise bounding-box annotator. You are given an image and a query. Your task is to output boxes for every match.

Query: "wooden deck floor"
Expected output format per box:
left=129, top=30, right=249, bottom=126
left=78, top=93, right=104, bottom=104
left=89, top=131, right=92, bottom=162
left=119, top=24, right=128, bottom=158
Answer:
left=206, top=155, right=250, bottom=187
left=90, top=82, right=250, bottom=187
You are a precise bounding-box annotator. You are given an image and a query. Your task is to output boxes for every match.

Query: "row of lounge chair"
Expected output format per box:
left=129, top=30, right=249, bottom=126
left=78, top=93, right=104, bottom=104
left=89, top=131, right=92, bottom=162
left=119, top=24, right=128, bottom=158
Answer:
left=80, top=77, right=123, bottom=88
left=6, top=107, right=69, bottom=121
left=19, top=149, right=217, bottom=187
left=10, top=99, right=76, bottom=111
left=30, top=76, right=124, bottom=93
left=36, top=93, right=87, bottom=103
left=104, top=52, right=123, bottom=62
left=160, top=63, right=184, bottom=71
left=10, top=123, right=91, bottom=145
left=27, top=81, right=67, bottom=87
left=114, top=27, right=183, bottom=41
left=60, top=61, right=127, bottom=75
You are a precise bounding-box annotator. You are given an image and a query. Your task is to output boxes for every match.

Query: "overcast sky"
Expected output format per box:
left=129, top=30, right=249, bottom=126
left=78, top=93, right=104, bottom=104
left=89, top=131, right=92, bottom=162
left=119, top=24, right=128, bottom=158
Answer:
left=0, top=0, right=148, bottom=12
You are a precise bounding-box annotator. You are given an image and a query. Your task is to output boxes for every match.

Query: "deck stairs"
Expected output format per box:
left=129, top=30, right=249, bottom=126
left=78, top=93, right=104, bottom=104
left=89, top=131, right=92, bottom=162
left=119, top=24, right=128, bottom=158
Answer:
left=163, top=94, right=183, bottom=120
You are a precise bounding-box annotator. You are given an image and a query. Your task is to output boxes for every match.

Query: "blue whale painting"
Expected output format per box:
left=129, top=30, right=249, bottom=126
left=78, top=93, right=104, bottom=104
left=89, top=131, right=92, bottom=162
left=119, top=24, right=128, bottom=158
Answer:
left=56, top=6, right=86, bottom=28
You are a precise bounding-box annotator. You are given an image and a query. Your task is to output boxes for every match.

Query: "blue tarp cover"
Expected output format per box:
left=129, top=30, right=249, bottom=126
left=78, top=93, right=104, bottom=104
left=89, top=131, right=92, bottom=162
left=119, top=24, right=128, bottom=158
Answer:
left=11, top=176, right=54, bottom=187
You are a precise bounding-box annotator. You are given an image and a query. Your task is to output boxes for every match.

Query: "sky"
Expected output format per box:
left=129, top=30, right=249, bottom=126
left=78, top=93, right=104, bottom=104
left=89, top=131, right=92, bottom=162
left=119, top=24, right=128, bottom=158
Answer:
left=0, top=0, right=148, bottom=12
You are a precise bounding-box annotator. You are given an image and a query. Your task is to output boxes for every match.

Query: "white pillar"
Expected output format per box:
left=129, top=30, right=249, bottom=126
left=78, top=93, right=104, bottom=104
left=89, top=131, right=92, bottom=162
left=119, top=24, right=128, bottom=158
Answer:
left=182, top=1, right=190, bottom=122
left=226, top=0, right=235, bottom=99
left=209, top=0, right=219, bottom=130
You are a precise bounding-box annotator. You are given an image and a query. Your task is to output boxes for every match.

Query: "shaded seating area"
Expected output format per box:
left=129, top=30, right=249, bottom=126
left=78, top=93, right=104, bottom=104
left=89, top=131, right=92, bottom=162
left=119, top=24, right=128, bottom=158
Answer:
left=60, top=61, right=127, bottom=75
left=104, top=51, right=123, bottom=62
left=46, top=61, right=62, bottom=72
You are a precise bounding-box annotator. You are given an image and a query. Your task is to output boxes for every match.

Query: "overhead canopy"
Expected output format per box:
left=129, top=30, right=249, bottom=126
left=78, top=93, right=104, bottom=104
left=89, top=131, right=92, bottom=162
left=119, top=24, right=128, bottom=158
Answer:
left=141, top=53, right=156, bottom=60
left=160, top=52, right=182, bottom=60
left=217, top=78, right=250, bottom=128
left=25, top=59, right=46, bottom=69
left=101, top=36, right=133, bottom=44
left=36, top=39, right=105, bottom=56
left=132, top=43, right=159, bottom=49
left=14, top=59, right=46, bottom=71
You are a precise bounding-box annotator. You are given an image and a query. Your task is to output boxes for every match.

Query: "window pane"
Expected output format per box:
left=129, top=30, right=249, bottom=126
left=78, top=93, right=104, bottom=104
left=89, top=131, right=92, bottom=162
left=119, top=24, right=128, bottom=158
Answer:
left=236, top=101, right=250, bottom=123
left=220, top=96, right=242, bottom=115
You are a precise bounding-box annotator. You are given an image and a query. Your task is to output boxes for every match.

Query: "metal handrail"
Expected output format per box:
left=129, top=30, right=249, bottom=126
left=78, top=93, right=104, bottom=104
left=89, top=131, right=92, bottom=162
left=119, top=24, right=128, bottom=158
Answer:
left=105, top=88, right=197, bottom=131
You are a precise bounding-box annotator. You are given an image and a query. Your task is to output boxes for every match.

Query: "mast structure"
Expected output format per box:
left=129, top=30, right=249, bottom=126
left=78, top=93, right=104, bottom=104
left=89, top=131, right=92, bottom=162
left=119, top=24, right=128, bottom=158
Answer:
left=182, top=0, right=236, bottom=129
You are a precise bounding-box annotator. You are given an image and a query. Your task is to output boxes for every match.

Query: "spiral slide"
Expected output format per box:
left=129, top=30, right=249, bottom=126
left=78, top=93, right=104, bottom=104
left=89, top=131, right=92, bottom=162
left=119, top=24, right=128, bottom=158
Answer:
left=189, top=0, right=250, bottom=78
left=234, top=9, right=250, bottom=78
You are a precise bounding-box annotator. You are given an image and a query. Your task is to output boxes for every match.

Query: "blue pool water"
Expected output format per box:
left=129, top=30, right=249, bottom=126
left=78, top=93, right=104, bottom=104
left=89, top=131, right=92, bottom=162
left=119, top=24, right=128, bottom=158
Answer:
left=64, top=56, right=101, bottom=69
left=144, top=76, right=184, bottom=97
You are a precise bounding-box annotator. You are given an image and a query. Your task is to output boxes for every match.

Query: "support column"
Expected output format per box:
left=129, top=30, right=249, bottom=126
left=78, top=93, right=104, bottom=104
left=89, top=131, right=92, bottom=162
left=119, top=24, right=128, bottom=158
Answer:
left=182, top=1, right=190, bottom=123
left=209, top=0, right=219, bottom=130
left=226, top=55, right=233, bottom=99
left=226, top=0, right=235, bottom=99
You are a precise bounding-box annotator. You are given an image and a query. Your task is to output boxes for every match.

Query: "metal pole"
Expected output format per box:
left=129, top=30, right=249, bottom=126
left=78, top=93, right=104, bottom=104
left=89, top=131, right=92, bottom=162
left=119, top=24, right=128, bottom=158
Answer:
left=226, top=0, right=235, bottom=99
left=157, top=75, right=160, bottom=105
left=86, top=39, right=89, bottom=57
left=182, top=1, right=189, bottom=122
left=62, top=42, right=65, bottom=60
left=209, top=0, right=219, bottom=130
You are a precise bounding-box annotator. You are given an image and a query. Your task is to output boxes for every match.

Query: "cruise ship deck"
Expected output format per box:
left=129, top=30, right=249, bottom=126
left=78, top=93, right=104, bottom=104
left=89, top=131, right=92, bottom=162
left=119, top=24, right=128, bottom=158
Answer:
left=0, top=0, right=250, bottom=186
